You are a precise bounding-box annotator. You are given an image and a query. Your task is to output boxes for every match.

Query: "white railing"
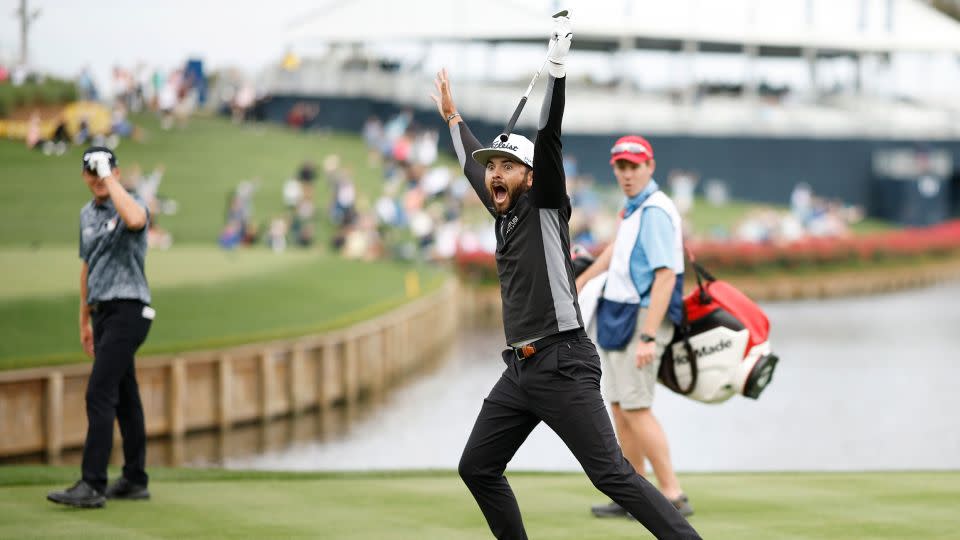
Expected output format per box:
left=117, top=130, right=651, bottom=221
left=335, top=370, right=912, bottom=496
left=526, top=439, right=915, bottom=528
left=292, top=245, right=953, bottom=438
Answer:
left=262, top=64, right=960, bottom=139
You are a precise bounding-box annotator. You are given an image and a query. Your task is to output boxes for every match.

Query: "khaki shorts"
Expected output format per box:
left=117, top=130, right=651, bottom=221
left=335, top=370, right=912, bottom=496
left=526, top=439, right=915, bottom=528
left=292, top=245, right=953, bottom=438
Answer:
left=599, top=308, right=674, bottom=410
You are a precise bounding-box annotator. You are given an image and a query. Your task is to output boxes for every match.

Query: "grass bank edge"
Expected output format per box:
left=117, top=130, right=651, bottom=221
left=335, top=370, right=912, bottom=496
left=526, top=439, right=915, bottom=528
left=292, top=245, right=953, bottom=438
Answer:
left=1, top=465, right=956, bottom=487
left=0, top=272, right=447, bottom=372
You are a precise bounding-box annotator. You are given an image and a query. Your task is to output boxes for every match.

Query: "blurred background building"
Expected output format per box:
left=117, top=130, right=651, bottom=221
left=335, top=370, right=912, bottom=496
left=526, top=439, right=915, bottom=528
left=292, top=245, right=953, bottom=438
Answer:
left=259, top=0, right=960, bottom=225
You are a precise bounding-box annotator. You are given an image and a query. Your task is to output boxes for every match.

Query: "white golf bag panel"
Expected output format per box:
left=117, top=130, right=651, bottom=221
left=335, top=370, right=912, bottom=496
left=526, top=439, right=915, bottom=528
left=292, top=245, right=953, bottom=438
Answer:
left=571, top=247, right=779, bottom=404
left=659, top=263, right=779, bottom=402
left=665, top=325, right=775, bottom=403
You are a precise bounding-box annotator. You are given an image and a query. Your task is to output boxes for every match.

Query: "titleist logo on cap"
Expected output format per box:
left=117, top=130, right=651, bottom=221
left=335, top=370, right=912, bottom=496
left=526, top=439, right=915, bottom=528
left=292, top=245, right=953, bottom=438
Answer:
left=492, top=140, right=519, bottom=151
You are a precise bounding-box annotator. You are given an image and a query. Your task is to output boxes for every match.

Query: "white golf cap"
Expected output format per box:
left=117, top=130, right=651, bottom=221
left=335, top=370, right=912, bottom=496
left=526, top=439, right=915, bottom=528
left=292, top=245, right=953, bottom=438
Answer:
left=472, top=134, right=534, bottom=168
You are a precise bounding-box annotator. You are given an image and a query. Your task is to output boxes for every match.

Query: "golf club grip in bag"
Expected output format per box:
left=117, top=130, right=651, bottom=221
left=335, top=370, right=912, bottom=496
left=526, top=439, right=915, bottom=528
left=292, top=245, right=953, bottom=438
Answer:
left=659, top=261, right=779, bottom=403
left=500, top=97, right=527, bottom=142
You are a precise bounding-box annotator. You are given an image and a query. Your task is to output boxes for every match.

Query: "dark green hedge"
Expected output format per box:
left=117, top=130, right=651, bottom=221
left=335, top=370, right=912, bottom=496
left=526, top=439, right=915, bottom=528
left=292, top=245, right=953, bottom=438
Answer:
left=0, top=78, right=78, bottom=117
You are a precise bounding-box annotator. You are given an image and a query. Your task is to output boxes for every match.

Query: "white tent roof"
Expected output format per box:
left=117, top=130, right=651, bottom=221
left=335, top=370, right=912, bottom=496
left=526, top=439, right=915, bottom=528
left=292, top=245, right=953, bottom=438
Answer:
left=287, top=0, right=960, bottom=54
left=287, top=0, right=548, bottom=43
left=571, top=0, right=960, bottom=53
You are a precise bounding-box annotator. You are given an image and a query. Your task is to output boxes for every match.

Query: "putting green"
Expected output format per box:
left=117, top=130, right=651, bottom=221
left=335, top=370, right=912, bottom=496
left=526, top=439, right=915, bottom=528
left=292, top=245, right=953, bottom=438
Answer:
left=0, top=245, right=319, bottom=301
left=0, top=245, right=441, bottom=370
left=0, top=467, right=957, bottom=539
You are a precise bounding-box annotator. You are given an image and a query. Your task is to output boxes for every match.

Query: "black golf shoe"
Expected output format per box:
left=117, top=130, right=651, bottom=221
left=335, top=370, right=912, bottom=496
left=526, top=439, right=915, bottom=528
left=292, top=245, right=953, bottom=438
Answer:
left=670, top=494, right=695, bottom=517
left=591, top=500, right=628, bottom=518
left=47, top=480, right=106, bottom=509
left=105, top=477, right=150, bottom=500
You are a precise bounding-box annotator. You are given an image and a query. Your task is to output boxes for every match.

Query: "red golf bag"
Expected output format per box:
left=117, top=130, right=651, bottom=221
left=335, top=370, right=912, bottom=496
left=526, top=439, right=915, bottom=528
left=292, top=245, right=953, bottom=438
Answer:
left=658, top=262, right=779, bottom=403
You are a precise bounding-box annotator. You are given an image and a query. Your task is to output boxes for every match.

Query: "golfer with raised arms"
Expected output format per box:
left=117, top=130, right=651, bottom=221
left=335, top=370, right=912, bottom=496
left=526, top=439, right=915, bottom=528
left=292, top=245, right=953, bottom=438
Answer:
left=430, top=13, right=700, bottom=540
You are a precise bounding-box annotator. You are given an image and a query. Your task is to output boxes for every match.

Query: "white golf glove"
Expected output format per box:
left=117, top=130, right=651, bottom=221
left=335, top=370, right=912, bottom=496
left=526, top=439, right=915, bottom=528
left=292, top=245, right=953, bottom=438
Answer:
left=548, top=15, right=572, bottom=78
left=84, top=151, right=113, bottom=179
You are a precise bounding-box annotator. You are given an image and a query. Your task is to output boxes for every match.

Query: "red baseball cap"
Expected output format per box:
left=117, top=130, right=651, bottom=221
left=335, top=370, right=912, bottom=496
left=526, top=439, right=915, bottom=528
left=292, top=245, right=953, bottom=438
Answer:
left=609, top=135, right=654, bottom=165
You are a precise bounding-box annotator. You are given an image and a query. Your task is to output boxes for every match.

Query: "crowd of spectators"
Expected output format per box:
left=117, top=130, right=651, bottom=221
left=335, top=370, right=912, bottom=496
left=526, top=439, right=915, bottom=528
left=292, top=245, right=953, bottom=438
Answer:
left=730, top=182, right=864, bottom=244
left=216, top=102, right=866, bottom=261
left=94, top=63, right=204, bottom=131
left=120, top=163, right=177, bottom=250
left=217, top=109, right=483, bottom=261
left=569, top=166, right=865, bottom=248
left=13, top=62, right=205, bottom=158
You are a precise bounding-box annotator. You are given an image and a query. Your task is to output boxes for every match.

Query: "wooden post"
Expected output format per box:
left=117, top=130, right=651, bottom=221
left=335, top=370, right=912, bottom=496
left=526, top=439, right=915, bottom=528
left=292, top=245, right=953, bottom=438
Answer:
left=259, top=350, right=274, bottom=420
left=291, top=345, right=308, bottom=412
left=318, top=343, right=332, bottom=409
left=45, top=372, right=63, bottom=462
left=369, top=332, right=385, bottom=401
left=400, top=318, right=411, bottom=371
left=218, top=354, right=232, bottom=430
left=383, top=326, right=394, bottom=384
left=169, top=358, right=187, bottom=438
left=169, top=435, right=185, bottom=467
left=343, top=337, right=359, bottom=408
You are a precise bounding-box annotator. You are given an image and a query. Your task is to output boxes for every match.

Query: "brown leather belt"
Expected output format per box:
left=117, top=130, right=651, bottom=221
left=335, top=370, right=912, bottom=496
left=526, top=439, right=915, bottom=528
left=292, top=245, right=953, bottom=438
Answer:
left=511, top=328, right=587, bottom=360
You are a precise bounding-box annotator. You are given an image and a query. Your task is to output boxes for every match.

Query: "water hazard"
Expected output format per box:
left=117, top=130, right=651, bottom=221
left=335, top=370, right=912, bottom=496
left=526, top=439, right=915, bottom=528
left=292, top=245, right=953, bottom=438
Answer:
left=222, top=282, right=960, bottom=472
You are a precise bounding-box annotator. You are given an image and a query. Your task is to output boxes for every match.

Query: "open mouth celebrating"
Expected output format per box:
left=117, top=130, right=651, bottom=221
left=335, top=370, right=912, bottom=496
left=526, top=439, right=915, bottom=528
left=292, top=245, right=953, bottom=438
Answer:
left=491, top=183, right=508, bottom=205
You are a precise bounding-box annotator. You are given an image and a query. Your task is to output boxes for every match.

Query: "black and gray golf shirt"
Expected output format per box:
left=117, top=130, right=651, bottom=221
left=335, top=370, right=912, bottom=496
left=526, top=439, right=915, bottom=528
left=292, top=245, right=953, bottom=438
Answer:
left=79, top=195, right=151, bottom=305
left=450, top=75, right=583, bottom=345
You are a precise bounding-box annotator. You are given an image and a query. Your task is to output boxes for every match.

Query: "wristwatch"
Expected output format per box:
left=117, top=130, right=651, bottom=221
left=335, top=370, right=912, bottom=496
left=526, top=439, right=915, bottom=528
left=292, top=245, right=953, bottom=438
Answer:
left=639, top=333, right=656, bottom=343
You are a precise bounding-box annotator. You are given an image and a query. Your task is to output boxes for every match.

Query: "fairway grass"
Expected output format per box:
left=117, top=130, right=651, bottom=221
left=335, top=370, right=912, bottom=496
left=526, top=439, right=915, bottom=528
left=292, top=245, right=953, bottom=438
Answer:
left=0, top=246, right=322, bottom=301
left=0, top=245, right=442, bottom=370
left=0, top=467, right=957, bottom=539
left=0, top=112, right=452, bottom=370
left=0, top=114, right=398, bottom=247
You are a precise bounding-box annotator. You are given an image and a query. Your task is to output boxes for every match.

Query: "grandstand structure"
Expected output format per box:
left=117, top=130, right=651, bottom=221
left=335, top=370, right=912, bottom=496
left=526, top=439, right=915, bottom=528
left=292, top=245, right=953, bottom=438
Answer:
left=262, top=0, right=960, bottom=217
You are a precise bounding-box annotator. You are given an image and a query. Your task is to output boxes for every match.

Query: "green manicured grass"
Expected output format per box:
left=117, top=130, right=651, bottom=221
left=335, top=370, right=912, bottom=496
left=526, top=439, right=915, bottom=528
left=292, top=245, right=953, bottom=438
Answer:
left=0, top=246, right=321, bottom=301
left=0, top=110, right=896, bottom=371
left=0, top=467, right=957, bottom=539
left=0, top=113, right=889, bottom=248
left=0, top=114, right=450, bottom=371
left=0, top=113, right=390, bottom=247
left=0, top=246, right=442, bottom=370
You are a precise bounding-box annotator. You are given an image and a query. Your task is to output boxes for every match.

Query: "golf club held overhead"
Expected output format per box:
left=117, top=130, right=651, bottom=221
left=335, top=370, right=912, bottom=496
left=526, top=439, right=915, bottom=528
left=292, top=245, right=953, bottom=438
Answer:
left=499, top=10, right=570, bottom=143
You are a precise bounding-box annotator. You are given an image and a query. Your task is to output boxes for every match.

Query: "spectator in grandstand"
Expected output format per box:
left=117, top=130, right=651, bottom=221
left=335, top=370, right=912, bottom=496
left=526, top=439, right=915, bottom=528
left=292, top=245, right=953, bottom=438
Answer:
left=26, top=112, right=42, bottom=150
left=111, top=102, right=134, bottom=138
left=157, top=78, right=178, bottom=130
left=232, top=82, right=256, bottom=124
left=297, top=160, right=317, bottom=203
left=220, top=180, right=257, bottom=249
left=362, top=115, right=384, bottom=165
left=77, top=66, right=98, bottom=101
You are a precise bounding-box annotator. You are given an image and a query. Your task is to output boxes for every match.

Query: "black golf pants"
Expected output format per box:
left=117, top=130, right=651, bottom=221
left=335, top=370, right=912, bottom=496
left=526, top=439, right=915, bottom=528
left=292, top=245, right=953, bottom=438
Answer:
left=81, top=300, right=152, bottom=493
left=458, top=331, right=700, bottom=540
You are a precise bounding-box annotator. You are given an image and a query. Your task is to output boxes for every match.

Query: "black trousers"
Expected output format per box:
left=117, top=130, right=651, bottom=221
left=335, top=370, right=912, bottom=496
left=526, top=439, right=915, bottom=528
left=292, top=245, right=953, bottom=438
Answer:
left=458, top=331, right=700, bottom=540
left=81, top=300, right=152, bottom=493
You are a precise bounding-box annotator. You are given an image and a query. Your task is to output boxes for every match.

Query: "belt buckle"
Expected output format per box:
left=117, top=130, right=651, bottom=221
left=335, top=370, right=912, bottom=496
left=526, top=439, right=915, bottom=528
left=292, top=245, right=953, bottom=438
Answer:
left=512, top=344, right=537, bottom=361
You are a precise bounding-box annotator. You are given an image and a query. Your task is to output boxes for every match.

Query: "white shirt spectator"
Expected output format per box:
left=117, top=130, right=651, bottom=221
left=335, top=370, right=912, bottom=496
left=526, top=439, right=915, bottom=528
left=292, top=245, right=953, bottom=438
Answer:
left=421, top=167, right=452, bottom=197
left=158, top=84, right=177, bottom=112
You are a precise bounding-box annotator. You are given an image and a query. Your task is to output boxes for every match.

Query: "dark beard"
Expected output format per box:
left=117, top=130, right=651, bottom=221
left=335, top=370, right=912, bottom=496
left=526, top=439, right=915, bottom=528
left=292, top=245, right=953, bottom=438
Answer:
left=492, top=180, right=531, bottom=214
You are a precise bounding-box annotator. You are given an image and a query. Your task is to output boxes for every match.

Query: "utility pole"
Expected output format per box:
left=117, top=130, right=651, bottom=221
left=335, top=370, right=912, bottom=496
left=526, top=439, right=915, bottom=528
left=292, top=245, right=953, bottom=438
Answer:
left=14, top=0, right=42, bottom=66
